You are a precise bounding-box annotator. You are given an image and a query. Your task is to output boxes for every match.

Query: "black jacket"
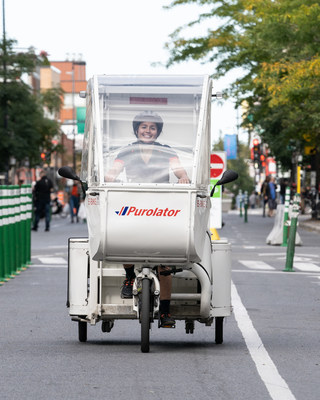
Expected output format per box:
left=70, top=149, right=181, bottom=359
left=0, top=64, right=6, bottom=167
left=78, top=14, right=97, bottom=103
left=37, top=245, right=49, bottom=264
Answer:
left=34, top=176, right=53, bottom=202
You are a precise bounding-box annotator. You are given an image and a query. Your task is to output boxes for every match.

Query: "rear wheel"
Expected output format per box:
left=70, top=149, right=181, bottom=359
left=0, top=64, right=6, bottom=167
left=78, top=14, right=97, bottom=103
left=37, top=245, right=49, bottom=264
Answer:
left=215, top=317, right=224, bottom=344
left=141, top=278, right=151, bottom=353
left=78, top=321, right=87, bottom=342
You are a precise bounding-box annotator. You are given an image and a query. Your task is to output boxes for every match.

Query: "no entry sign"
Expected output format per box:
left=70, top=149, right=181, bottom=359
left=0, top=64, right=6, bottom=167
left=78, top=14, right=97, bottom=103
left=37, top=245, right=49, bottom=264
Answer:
left=210, top=153, right=225, bottom=179
left=210, top=151, right=226, bottom=229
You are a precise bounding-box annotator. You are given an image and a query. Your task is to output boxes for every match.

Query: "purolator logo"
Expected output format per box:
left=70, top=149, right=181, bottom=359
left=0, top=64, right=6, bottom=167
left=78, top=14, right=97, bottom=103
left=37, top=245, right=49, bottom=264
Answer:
left=115, top=206, right=181, bottom=217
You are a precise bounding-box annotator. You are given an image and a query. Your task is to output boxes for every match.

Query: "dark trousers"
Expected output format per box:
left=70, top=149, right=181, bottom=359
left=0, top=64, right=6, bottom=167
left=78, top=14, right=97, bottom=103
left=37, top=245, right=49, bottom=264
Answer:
left=33, top=200, right=51, bottom=229
left=69, top=195, right=80, bottom=221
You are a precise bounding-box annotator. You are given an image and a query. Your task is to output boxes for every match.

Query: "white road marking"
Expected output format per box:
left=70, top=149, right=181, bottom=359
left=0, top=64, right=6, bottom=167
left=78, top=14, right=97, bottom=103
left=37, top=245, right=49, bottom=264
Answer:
left=31, top=264, right=67, bottom=268
left=233, top=270, right=320, bottom=277
left=293, top=263, right=320, bottom=273
left=239, top=260, right=275, bottom=270
left=259, top=253, right=319, bottom=258
left=277, top=256, right=319, bottom=263
left=38, top=257, right=67, bottom=264
left=258, top=253, right=286, bottom=257
left=232, top=282, right=296, bottom=400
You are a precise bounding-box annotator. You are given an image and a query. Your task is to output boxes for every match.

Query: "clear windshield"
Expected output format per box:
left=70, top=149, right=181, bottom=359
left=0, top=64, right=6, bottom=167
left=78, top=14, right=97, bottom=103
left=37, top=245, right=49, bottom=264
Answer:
left=97, top=75, right=204, bottom=185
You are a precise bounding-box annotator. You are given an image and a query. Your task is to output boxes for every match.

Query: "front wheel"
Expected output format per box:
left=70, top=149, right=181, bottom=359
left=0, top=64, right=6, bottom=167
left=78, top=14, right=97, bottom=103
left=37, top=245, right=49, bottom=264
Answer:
left=215, top=317, right=224, bottom=344
left=78, top=321, right=87, bottom=342
left=140, top=278, right=151, bottom=353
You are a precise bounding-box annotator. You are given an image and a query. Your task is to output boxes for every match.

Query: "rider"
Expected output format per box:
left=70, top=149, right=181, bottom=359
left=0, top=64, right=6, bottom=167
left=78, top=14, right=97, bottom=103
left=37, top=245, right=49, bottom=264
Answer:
left=105, top=111, right=190, bottom=327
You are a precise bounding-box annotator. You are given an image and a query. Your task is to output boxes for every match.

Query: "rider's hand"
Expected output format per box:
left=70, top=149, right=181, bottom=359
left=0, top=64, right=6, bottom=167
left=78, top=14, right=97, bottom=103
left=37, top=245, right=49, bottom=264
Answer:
left=178, top=177, right=190, bottom=184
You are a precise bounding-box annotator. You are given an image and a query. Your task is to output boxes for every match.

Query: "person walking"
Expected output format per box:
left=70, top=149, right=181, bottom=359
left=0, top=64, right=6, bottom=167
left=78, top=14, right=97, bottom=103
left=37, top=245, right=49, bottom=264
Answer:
left=260, top=176, right=270, bottom=217
left=69, top=182, right=81, bottom=223
left=249, top=191, right=257, bottom=209
left=32, top=170, right=53, bottom=232
left=268, top=176, right=277, bottom=217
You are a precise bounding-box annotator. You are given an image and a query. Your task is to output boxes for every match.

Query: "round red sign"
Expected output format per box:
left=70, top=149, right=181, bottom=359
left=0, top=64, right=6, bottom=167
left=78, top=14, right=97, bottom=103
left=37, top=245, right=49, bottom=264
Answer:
left=210, top=154, right=225, bottom=178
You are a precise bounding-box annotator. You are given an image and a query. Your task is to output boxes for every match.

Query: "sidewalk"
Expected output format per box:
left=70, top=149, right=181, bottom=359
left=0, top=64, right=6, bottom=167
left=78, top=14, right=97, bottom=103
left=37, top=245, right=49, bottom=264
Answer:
left=228, top=207, right=320, bottom=234
left=298, top=215, right=320, bottom=234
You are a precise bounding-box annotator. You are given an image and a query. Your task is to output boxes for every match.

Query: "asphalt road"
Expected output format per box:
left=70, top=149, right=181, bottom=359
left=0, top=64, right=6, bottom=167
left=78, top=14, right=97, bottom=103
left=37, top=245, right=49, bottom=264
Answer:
left=0, top=211, right=319, bottom=400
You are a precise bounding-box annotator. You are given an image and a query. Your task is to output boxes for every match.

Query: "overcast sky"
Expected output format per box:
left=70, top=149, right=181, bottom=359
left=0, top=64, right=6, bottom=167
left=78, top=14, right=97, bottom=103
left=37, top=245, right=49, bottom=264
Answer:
left=2, top=0, right=244, bottom=143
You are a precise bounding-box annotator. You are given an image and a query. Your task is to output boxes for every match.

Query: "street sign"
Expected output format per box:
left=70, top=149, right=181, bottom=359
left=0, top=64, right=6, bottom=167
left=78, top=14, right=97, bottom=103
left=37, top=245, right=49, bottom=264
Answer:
left=210, top=153, right=225, bottom=179
left=210, top=151, right=226, bottom=229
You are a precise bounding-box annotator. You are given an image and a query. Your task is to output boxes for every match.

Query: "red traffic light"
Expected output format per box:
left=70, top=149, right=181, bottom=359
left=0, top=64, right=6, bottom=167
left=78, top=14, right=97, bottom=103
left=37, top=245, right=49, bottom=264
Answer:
left=40, top=152, right=46, bottom=159
left=252, top=138, right=259, bottom=146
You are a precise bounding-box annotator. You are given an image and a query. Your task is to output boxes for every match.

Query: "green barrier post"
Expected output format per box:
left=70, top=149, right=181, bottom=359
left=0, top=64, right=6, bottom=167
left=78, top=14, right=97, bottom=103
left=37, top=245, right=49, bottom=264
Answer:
left=244, top=190, right=248, bottom=223
left=239, top=189, right=243, bottom=217
left=284, top=193, right=300, bottom=272
left=282, top=186, right=291, bottom=247
left=26, top=185, right=32, bottom=265
left=0, top=186, right=4, bottom=284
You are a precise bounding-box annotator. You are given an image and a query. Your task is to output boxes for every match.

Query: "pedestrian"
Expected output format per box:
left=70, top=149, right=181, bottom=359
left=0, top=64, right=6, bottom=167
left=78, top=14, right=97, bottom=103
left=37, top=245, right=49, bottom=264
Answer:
left=249, top=190, right=257, bottom=209
left=268, top=176, right=277, bottom=217
left=32, top=170, right=53, bottom=232
left=69, top=182, right=81, bottom=223
left=106, top=111, right=190, bottom=328
left=279, top=178, right=288, bottom=204
left=260, top=175, right=270, bottom=217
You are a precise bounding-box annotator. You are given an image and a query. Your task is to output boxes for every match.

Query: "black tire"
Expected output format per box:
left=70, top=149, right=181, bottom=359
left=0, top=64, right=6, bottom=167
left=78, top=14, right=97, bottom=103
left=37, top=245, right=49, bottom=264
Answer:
left=141, top=278, right=151, bottom=353
left=215, top=317, right=224, bottom=344
left=78, top=321, right=87, bottom=343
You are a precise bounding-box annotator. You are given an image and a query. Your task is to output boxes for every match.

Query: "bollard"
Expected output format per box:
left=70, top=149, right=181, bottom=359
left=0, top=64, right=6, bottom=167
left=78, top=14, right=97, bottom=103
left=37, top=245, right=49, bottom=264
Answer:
left=13, top=185, right=22, bottom=273
left=281, top=187, right=291, bottom=247
left=0, top=184, right=32, bottom=284
left=0, top=186, right=4, bottom=283
left=284, top=193, right=300, bottom=272
left=244, top=191, right=248, bottom=223
left=25, top=185, right=32, bottom=265
left=1, top=186, right=12, bottom=280
left=239, top=189, right=243, bottom=217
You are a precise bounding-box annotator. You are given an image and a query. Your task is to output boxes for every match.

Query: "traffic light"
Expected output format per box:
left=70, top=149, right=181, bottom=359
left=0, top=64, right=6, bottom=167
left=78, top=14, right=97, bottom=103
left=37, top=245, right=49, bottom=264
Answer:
left=40, top=151, right=51, bottom=163
left=252, top=138, right=260, bottom=169
left=260, top=153, right=266, bottom=168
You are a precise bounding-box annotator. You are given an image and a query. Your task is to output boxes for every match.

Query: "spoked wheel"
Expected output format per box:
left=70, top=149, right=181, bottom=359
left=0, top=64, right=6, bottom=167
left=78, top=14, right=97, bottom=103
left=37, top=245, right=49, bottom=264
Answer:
left=215, top=317, right=224, bottom=344
left=140, top=278, right=151, bottom=353
left=78, top=321, right=87, bottom=343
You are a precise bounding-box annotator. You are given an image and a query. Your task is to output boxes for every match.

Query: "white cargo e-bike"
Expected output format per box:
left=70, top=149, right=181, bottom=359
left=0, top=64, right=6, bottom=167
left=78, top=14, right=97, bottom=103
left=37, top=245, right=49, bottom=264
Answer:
left=59, top=75, right=238, bottom=353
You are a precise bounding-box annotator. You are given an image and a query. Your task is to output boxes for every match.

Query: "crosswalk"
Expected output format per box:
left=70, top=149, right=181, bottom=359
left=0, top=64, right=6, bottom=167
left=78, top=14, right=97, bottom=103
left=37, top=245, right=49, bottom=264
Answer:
left=238, top=259, right=320, bottom=273
left=31, top=256, right=67, bottom=267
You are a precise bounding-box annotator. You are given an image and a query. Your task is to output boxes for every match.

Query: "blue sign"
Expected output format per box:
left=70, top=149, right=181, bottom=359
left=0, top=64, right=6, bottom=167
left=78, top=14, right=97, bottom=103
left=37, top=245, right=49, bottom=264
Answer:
left=224, top=134, right=237, bottom=159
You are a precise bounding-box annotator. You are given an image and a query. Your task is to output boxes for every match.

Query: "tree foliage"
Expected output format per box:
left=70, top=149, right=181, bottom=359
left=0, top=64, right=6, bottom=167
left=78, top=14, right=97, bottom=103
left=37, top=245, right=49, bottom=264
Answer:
left=165, top=0, right=320, bottom=170
left=0, top=39, right=62, bottom=171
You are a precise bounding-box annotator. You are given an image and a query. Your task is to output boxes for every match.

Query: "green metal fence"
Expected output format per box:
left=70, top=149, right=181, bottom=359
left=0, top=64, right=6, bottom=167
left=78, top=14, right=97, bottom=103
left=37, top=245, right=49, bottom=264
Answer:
left=0, top=185, right=32, bottom=284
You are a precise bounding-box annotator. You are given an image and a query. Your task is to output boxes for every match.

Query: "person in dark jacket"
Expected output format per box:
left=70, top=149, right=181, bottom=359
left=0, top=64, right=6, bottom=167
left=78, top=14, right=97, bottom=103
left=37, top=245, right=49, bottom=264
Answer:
left=260, top=175, right=271, bottom=217
left=32, top=171, right=53, bottom=232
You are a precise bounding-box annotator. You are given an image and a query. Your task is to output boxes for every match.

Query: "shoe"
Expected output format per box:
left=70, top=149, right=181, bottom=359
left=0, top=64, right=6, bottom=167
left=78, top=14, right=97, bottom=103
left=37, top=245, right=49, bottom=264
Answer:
left=159, top=313, right=175, bottom=328
left=121, top=278, right=134, bottom=298
left=45, top=227, right=50, bottom=232
left=32, top=227, right=37, bottom=231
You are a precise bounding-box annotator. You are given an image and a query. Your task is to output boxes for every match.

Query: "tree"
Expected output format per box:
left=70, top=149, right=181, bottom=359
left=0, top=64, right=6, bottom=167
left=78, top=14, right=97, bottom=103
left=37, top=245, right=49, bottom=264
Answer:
left=0, top=38, right=62, bottom=173
left=165, top=0, right=320, bottom=176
